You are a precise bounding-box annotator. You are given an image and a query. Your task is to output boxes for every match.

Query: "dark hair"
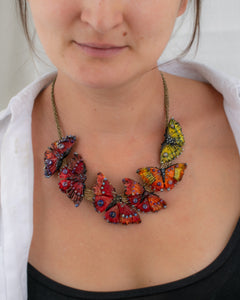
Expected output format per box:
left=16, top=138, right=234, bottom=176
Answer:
left=16, top=0, right=201, bottom=56
left=182, top=0, right=201, bottom=56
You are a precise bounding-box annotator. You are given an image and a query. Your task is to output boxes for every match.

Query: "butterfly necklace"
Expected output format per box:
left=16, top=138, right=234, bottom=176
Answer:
left=44, top=73, right=187, bottom=225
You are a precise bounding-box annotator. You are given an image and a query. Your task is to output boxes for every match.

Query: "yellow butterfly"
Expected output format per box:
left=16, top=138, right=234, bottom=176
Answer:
left=160, top=118, right=185, bottom=164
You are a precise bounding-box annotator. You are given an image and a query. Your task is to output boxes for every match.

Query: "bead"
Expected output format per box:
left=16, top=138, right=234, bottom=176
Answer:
left=97, top=200, right=104, bottom=206
left=46, top=159, right=53, bottom=165
left=57, top=143, right=65, bottom=149
left=110, top=211, right=116, bottom=218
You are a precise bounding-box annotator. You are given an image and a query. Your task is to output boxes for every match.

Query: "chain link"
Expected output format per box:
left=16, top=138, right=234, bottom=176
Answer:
left=51, top=77, right=63, bottom=139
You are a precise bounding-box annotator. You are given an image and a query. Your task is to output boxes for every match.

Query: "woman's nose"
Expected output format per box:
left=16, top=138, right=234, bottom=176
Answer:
left=81, top=0, right=124, bottom=34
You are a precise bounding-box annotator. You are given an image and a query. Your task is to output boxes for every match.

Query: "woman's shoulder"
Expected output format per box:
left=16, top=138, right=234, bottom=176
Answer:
left=163, top=71, right=224, bottom=123
left=162, top=64, right=240, bottom=161
left=160, top=60, right=240, bottom=107
left=161, top=61, right=240, bottom=153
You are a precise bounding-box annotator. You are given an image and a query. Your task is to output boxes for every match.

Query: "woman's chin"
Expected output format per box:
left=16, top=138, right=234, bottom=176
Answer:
left=56, top=47, right=142, bottom=90
left=63, top=65, right=135, bottom=90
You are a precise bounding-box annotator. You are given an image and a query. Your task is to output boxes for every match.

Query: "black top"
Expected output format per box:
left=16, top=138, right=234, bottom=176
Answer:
left=27, top=219, right=240, bottom=300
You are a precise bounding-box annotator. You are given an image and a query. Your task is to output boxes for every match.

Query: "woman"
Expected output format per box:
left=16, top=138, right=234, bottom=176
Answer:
left=0, top=0, right=240, bottom=299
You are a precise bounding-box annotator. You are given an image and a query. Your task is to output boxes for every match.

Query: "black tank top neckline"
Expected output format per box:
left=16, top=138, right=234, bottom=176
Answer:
left=27, top=217, right=240, bottom=299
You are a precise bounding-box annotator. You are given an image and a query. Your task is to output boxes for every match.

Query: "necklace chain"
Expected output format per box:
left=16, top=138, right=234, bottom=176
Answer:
left=51, top=77, right=63, bottom=139
left=50, top=72, right=170, bottom=140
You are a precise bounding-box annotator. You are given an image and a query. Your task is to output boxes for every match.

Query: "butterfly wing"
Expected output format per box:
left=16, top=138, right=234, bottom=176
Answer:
left=118, top=202, right=141, bottom=225
left=122, top=178, right=144, bottom=207
left=136, top=167, right=164, bottom=192
left=104, top=202, right=141, bottom=225
left=146, top=194, right=167, bottom=212
left=160, top=119, right=185, bottom=164
left=160, top=144, right=183, bottom=165
left=167, top=119, right=185, bottom=146
left=58, top=153, right=86, bottom=207
left=122, top=178, right=150, bottom=212
left=163, top=163, right=187, bottom=191
left=93, top=173, right=115, bottom=213
left=104, top=203, right=120, bottom=224
left=44, top=135, right=76, bottom=177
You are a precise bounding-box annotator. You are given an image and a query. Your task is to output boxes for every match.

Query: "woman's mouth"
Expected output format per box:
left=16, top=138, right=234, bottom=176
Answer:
left=74, top=42, right=128, bottom=58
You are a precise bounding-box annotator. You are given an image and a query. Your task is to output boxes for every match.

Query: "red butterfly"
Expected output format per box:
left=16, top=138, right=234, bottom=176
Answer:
left=137, top=163, right=187, bottom=192
left=58, top=153, right=87, bottom=207
left=122, top=178, right=167, bottom=213
left=44, top=135, right=76, bottom=177
left=93, top=172, right=141, bottom=225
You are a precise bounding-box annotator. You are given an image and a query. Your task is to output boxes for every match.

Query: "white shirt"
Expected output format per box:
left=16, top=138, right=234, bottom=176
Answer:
left=0, top=61, right=239, bottom=300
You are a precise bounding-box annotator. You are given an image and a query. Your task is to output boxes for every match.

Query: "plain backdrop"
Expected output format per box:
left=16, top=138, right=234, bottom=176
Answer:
left=0, top=0, right=240, bottom=110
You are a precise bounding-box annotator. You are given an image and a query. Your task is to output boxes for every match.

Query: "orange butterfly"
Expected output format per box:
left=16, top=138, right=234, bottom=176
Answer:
left=137, top=163, right=187, bottom=192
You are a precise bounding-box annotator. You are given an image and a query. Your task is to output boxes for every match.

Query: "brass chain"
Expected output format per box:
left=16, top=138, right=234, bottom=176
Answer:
left=160, top=72, right=169, bottom=127
left=51, top=77, right=63, bottom=140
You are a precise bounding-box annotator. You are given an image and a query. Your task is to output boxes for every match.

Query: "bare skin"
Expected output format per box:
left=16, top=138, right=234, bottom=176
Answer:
left=29, top=72, right=240, bottom=292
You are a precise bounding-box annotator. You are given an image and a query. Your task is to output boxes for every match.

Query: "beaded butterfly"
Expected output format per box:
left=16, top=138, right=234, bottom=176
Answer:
left=93, top=172, right=141, bottom=224
left=122, top=178, right=167, bottom=212
left=160, top=118, right=185, bottom=164
left=137, top=163, right=187, bottom=192
left=58, top=153, right=87, bottom=207
left=44, top=135, right=76, bottom=177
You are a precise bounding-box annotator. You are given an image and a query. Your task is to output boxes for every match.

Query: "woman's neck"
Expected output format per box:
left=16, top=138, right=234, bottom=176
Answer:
left=51, top=69, right=166, bottom=139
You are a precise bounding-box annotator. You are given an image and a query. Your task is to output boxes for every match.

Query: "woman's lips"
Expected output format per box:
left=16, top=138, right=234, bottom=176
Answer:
left=74, top=42, right=128, bottom=58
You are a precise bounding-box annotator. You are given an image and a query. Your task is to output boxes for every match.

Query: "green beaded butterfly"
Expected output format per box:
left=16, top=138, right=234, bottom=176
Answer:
left=160, top=118, right=185, bottom=164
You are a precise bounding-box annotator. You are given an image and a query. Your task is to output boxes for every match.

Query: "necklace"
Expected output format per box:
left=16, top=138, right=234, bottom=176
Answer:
left=44, top=73, right=187, bottom=225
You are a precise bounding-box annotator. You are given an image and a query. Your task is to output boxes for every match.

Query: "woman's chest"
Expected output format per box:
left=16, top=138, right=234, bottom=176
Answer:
left=29, top=96, right=240, bottom=291
left=28, top=145, right=240, bottom=292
